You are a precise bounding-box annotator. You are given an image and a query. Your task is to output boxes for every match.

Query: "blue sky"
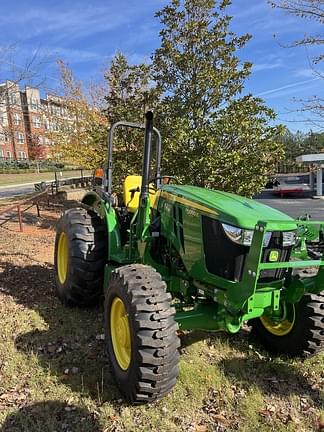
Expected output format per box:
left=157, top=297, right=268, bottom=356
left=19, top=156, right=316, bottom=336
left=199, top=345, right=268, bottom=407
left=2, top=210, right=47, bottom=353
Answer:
left=0, top=0, right=322, bottom=132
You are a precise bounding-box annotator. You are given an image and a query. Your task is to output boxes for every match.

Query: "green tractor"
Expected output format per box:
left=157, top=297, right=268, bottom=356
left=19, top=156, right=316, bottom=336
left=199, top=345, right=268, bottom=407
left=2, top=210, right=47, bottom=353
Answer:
left=54, top=112, right=324, bottom=404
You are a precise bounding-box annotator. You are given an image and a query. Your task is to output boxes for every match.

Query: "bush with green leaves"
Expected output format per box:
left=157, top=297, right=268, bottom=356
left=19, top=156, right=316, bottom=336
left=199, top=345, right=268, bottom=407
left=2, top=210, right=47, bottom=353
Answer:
left=0, top=159, right=66, bottom=172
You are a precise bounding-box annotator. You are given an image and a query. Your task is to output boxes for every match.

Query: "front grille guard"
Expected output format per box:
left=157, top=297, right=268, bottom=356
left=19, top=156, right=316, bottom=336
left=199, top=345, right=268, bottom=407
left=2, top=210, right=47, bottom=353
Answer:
left=226, top=219, right=324, bottom=312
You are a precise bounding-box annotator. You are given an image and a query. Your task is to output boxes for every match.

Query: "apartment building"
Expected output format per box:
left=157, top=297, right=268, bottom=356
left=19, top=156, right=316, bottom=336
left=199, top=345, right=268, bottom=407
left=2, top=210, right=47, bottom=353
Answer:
left=0, top=81, right=29, bottom=160
left=0, top=81, right=69, bottom=161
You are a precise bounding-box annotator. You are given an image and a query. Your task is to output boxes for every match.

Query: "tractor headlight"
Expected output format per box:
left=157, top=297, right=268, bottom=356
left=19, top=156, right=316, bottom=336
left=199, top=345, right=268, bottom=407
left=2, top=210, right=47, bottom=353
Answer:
left=222, top=223, right=296, bottom=247
left=221, top=223, right=272, bottom=247
left=282, top=231, right=296, bottom=246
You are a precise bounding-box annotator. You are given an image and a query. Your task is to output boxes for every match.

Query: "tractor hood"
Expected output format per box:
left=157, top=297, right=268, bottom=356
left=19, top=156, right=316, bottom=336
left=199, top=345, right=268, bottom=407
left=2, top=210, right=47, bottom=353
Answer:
left=160, top=185, right=297, bottom=231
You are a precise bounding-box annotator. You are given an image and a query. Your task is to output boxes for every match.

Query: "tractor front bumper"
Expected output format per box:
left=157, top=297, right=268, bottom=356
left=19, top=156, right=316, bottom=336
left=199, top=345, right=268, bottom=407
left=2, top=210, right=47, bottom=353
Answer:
left=175, top=219, right=324, bottom=334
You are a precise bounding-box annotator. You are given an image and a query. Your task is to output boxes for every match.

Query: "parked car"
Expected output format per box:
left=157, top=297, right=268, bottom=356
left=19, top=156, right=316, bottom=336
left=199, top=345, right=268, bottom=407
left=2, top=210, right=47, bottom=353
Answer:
left=271, top=174, right=312, bottom=198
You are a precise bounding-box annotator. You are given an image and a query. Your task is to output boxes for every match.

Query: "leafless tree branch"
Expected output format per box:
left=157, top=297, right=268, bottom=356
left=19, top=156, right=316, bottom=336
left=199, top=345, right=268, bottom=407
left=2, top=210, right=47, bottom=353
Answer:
left=270, top=0, right=323, bottom=128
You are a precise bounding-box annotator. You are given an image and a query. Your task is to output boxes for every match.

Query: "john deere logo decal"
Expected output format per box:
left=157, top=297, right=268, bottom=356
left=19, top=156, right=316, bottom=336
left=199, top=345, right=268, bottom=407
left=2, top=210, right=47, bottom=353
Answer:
left=269, top=250, right=279, bottom=262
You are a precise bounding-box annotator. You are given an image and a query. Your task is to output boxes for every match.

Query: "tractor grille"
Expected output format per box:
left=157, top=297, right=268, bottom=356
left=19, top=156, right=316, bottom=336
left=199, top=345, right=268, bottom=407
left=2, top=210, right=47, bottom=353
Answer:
left=201, top=216, right=292, bottom=282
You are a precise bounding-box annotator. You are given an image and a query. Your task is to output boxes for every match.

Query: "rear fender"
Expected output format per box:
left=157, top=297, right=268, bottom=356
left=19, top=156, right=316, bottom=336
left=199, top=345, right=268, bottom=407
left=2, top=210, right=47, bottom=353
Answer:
left=81, top=192, right=122, bottom=261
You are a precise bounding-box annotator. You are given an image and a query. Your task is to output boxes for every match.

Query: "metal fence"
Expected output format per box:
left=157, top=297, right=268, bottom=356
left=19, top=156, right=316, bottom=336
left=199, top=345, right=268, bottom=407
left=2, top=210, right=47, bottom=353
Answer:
left=0, top=190, right=49, bottom=232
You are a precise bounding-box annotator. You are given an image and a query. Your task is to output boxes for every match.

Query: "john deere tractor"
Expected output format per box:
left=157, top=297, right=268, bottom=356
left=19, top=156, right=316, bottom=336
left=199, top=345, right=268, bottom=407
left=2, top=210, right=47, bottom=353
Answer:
left=54, top=112, right=324, bottom=404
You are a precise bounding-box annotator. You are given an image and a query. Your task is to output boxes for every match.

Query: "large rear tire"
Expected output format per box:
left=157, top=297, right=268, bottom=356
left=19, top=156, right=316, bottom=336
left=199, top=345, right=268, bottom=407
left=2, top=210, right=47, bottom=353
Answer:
left=54, top=207, right=107, bottom=307
left=250, top=292, right=324, bottom=357
left=104, top=264, right=180, bottom=404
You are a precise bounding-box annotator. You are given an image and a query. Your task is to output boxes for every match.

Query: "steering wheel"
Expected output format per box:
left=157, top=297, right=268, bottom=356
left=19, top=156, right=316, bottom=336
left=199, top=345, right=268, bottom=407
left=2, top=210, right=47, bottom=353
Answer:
left=129, top=185, right=157, bottom=196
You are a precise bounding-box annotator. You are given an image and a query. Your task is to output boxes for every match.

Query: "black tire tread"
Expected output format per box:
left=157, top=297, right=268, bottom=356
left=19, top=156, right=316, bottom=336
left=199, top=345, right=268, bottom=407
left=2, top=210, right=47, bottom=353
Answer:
left=105, top=264, right=180, bottom=404
left=251, top=291, right=324, bottom=357
left=303, top=292, right=324, bottom=356
left=54, top=207, right=107, bottom=307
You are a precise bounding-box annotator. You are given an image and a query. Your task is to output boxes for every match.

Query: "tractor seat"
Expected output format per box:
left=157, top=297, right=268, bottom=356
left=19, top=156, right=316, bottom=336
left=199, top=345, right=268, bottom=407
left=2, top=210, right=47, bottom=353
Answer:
left=123, top=175, right=157, bottom=213
left=123, top=175, right=141, bottom=213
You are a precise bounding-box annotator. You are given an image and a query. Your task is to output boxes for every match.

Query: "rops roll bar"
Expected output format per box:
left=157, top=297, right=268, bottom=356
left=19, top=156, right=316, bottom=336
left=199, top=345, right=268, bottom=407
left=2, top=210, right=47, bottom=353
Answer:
left=106, top=117, right=162, bottom=194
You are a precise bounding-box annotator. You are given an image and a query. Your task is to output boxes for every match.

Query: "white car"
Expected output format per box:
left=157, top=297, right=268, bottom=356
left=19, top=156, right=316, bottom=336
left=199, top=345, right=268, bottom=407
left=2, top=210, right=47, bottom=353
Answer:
left=272, top=174, right=312, bottom=197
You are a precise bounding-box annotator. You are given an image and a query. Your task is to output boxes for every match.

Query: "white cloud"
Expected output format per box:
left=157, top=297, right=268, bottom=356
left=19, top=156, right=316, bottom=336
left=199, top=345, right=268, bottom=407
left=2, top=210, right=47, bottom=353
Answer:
left=48, top=47, right=101, bottom=63
left=229, top=2, right=268, bottom=21
left=253, top=61, right=282, bottom=72
left=0, top=3, right=151, bottom=43
left=294, top=68, right=319, bottom=78
left=256, top=77, right=319, bottom=99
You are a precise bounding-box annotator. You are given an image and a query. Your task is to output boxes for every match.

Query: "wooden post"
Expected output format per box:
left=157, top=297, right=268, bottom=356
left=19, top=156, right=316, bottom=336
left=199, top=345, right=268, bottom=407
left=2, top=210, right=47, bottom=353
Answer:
left=54, top=171, right=59, bottom=194
left=17, top=205, right=23, bottom=232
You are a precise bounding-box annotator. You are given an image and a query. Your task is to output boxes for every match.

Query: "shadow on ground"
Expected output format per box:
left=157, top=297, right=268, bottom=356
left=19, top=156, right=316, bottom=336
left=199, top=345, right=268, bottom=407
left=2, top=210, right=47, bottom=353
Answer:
left=220, top=357, right=323, bottom=407
left=180, top=330, right=324, bottom=409
left=0, top=208, right=58, bottom=232
left=180, top=328, right=250, bottom=351
left=0, top=260, right=118, bottom=403
left=0, top=401, right=101, bottom=432
left=21, top=211, right=58, bottom=230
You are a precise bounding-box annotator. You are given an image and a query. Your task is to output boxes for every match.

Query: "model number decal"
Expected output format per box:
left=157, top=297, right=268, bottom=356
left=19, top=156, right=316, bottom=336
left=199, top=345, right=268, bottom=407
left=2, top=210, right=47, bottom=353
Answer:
left=186, top=207, right=199, bottom=218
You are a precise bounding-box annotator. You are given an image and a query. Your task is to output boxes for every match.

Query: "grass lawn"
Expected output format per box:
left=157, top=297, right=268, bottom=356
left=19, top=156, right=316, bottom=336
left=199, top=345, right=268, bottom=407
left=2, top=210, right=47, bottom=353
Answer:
left=0, top=205, right=323, bottom=432
left=0, top=170, right=92, bottom=187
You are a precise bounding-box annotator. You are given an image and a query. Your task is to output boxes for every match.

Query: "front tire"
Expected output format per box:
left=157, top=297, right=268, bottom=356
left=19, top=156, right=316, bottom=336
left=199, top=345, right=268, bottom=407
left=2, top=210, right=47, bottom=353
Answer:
left=54, top=207, right=107, bottom=307
left=251, top=292, right=324, bottom=357
left=104, top=264, right=180, bottom=404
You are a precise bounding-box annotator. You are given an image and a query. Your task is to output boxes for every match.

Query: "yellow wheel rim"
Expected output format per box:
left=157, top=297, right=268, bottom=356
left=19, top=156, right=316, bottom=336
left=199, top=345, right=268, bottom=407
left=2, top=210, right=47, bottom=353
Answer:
left=110, top=297, right=131, bottom=370
left=260, top=304, right=296, bottom=336
left=57, top=232, right=68, bottom=284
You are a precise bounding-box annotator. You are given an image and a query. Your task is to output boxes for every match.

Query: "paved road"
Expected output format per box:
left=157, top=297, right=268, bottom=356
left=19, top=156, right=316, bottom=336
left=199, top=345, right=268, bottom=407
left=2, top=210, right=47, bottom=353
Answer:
left=255, top=192, right=324, bottom=220
left=0, top=176, right=91, bottom=199
left=0, top=184, right=36, bottom=199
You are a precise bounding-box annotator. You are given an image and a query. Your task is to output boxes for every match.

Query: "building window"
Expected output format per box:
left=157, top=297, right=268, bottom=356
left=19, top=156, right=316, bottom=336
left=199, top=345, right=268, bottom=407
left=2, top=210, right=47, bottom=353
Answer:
left=9, top=94, right=17, bottom=105
left=60, top=107, right=67, bottom=117
left=0, top=132, right=7, bottom=143
left=30, top=97, right=38, bottom=110
left=44, top=119, right=50, bottom=130
left=14, top=113, right=22, bottom=125
left=0, top=149, right=3, bottom=158
left=33, top=117, right=41, bottom=128
left=18, top=151, right=27, bottom=159
left=6, top=151, right=11, bottom=159
left=52, top=122, right=60, bottom=132
left=16, top=132, right=24, bottom=144
left=51, top=105, right=61, bottom=116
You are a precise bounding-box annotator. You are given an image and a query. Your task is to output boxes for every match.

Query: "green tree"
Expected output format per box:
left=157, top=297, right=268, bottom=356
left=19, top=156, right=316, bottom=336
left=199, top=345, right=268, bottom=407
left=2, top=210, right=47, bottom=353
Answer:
left=280, top=129, right=324, bottom=162
left=104, top=52, right=160, bottom=187
left=303, top=131, right=324, bottom=153
left=280, top=129, right=307, bottom=161
left=153, top=0, right=284, bottom=196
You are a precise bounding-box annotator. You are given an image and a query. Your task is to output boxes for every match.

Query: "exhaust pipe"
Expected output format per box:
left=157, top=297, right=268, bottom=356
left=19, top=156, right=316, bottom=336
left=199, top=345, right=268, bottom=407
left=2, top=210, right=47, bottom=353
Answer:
left=140, top=111, right=154, bottom=199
